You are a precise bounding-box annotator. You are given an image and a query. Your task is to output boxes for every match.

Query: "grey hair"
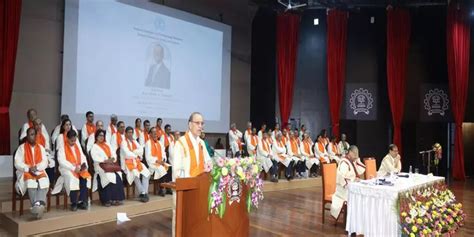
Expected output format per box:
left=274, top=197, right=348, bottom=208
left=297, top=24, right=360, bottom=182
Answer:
left=188, top=112, right=202, bottom=122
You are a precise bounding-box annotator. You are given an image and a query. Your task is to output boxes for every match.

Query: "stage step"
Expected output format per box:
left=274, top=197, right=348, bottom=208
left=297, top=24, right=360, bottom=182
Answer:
left=0, top=177, right=320, bottom=237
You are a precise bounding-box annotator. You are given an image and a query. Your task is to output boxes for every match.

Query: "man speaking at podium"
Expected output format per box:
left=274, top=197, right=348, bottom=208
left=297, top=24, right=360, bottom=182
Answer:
left=172, top=112, right=212, bottom=236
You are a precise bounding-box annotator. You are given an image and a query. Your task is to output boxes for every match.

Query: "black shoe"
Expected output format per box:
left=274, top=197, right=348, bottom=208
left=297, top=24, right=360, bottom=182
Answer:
left=143, top=194, right=150, bottom=202
left=158, top=189, right=165, bottom=197
left=104, top=201, right=112, bottom=207
left=70, top=203, right=78, bottom=212
left=270, top=177, right=278, bottom=183
left=77, top=202, right=88, bottom=210
left=166, top=188, right=173, bottom=195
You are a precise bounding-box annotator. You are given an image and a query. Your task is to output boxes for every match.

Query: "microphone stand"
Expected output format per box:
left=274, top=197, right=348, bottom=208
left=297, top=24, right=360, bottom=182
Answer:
left=419, top=149, right=434, bottom=174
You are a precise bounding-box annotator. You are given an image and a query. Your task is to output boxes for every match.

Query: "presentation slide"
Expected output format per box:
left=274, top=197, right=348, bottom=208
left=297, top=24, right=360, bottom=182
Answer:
left=62, top=0, right=231, bottom=132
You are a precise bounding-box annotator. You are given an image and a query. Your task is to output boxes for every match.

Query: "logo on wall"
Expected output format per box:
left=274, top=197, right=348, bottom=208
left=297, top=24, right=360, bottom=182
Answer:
left=349, top=88, right=374, bottom=115
left=424, top=89, right=449, bottom=116
left=227, top=178, right=242, bottom=204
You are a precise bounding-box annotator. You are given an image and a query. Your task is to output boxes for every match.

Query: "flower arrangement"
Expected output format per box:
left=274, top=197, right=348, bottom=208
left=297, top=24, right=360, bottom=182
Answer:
left=207, top=157, right=264, bottom=218
left=399, top=182, right=466, bottom=237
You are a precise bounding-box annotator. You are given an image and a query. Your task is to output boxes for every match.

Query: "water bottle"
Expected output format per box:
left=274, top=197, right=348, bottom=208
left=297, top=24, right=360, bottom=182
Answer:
left=409, top=165, right=413, bottom=178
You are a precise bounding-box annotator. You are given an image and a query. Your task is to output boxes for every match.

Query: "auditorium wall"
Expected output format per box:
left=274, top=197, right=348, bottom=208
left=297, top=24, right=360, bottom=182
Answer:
left=9, top=0, right=257, bottom=153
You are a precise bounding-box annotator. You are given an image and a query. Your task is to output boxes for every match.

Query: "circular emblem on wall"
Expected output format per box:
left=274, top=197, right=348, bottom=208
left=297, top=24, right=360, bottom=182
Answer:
left=424, top=89, right=449, bottom=116
left=349, top=88, right=374, bottom=115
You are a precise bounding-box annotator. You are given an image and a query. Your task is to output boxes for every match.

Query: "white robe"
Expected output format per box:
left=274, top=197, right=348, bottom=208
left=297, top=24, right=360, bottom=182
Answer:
left=52, top=144, right=91, bottom=195
left=55, top=133, right=82, bottom=151
left=228, top=129, right=243, bottom=155
left=51, top=124, right=78, bottom=149
left=36, top=131, right=55, bottom=168
left=338, top=141, right=350, bottom=155
left=256, top=138, right=273, bottom=173
left=314, top=142, right=330, bottom=163
left=138, top=131, right=149, bottom=146
left=19, top=123, right=48, bottom=141
left=80, top=123, right=96, bottom=147
left=272, top=140, right=291, bottom=167
left=301, top=140, right=319, bottom=169
left=243, top=129, right=252, bottom=145
left=378, top=154, right=402, bottom=176
left=106, top=124, right=117, bottom=145
left=133, top=128, right=142, bottom=141
left=327, top=142, right=342, bottom=164
left=246, top=135, right=258, bottom=156
left=144, top=140, right=169, bottom=180
left=86, top=133, right=95, bottom=154
left=120, top=139, right=150, bottom=185
left=172, top=132, right=211, bottom=180
left=110, top=133, right=125, bottom=153
left=90, top=143, right=122, bottom=192
left=257, top=129, right=265, bottom=139
left=287, top=139, right=303, bottom=162
left=330, top=157, right=366, bottom=219
left=14, top=143, right=50, bottom=196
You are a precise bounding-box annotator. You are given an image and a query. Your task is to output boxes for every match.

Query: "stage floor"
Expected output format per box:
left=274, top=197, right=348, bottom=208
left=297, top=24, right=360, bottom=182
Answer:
left=30, top=179, right=474, bottom=237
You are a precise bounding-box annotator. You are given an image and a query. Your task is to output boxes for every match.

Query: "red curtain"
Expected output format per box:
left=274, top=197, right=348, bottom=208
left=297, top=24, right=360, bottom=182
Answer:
left=386, top=8, right=410, bottom=156
left=0, top=0, right=22, bottom=154
left=327, top=9, right=348, bottom=139
left=276, top=13, right=300, bottom=126
left=447, top=5, right=470, bottom=181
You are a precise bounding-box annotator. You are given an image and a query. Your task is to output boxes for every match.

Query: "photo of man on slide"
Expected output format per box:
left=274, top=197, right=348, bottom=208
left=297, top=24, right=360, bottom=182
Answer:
left=145, top=43, right=171, bottom=89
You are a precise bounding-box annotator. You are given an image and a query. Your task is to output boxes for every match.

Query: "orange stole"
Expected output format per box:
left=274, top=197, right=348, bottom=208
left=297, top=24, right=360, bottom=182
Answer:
left=65, top=143, right=91, bottom=179
left=185, top=133, right=204, bottom=177
left=317, top=142, right=327, bottom=163
left=144, top=132, right=150, bottom=143
left=134, top=128, right=141, bottom=138
left=251, top=135, right=258, bottom=147
left=290, top=139, right=299, bottom=154
left=151, top=139, right=168, bottom=171
left=116, top=133, right=123, bottom=147
left=164, top=134, right=170, bottom=147
left=97, top=142, right=112, bottom=157
left=110, top=124, right=117, bottom=134
left=303, top=141, right=311, bottom=155
left=86, top=123, right=96, bottom=136
left=36, top=132, right=46, bottom=148
left=23, top=143, right=47, bottom=180
left=276, top=141, right=286, bottom=161
left=125, top=139, right=143, bottom=172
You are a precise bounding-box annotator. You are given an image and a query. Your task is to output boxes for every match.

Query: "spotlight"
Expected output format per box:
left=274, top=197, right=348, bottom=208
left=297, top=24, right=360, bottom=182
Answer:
left=313, top=18, right=319, bottom=25
left=370, top=16, right=375, bottom=24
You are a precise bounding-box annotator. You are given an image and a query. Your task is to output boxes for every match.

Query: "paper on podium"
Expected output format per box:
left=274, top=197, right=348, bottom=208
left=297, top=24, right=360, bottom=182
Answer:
left=117, top=212, right=131, bottom=224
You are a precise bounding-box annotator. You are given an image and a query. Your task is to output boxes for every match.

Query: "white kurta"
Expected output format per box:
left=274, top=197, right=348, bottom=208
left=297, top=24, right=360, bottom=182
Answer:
left=80, top=123, right=96, bottom=147
left=228, top=129, right=243, bottom=155
left=172, top=132, right=211, bottom=180
left=133, top=128, right=142, bottom=141
left=338, top=141, right=350, bottom=155
left=243, top=129, right=252, bottom=145
left=51, top=124, right=78, bottom=149
left=55, top=133, right=82, bottom=151
left=110, top=133, right=125, bottom=152
left=378, top=154, right=402, bottom=176
left=138, top=132, right=149, bottom=146
left=257, top=129, right=265, bottom=139
left=37, top=131, right=55, bottom=168
left=300, top=140, right=319, bottom=169
left=287, top=139, right=303, bottom=162
left=14, top=143, right=50, bottom=196
left=19, top=123, right=48, bottom=141
left=272, top=140, right=291, bottom=167
left=53, top=144, right=91, bottom=195
left=120, top=139, right=150, bottom=185
left=90, top=143, right=122, bottom=192
left=256, top=138, right=273, bottom=173
left=331, top=158, right=356, bottom=219
left=106, top=124, right=117, bottom=145
left=327, top=142, right=342, bottom=164
left=86, top=134, right=95, bottom=154
left=246, top=135, right=258, bottom=156
left=314, top=142, right=330, bottom=163
left=145, top=140, right=169, bottom=180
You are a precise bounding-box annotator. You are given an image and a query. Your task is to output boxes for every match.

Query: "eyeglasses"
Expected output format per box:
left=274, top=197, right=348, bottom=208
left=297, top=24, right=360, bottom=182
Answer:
left=190, top=121, right=205, bottom=126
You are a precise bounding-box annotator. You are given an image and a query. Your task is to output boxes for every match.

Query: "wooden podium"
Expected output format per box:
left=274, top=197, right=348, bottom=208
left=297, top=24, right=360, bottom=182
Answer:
left=163, top=173, right=249, bottom=237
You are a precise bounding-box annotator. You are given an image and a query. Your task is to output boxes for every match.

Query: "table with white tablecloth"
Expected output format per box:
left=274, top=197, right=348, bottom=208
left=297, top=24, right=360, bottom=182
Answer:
left=345, top=174, right=445, bottom=237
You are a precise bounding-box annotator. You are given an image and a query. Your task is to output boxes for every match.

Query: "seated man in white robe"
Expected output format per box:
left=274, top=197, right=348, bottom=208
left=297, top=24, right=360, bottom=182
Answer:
left=55, top=118, right=80, bottom=151
left=110, top=121, right=126, bottom=152
left=271, top=123, right=280, bottom=142
left=257, top=123, right=267, bottom=139
left=14, top=127, right=49, bottom=219
left=338, top=133, right=350, bottom=156
left=314, top=135, right=330, bottom=164
left=243, top=121, right=253, bottom=145
left=272, top=132, right=294, bottom=181
left=327, top=136, right=342, bottom=164
left=257, top=132, right=277, bottom=182
left=300, top=133, right=319, bottom=177
left=287, top=131, right=306, bottom=178
left=120, top=126, right=151, bottom=202
left=19, top=108, right=49, bottom=142
left=54, top=130, right=91, bottom=211
left=378, top=144, right=402, bottom=176
left=330, top=145, right=366, bottom=220
left=246, top=128, right=259, bottom=157
left=228, top=123, right=243, bottom=157
left=139, top=120, right=151, bottom=146
left=32, top=118, right=55, bottom=183
left=86, top=120, right=105, bottom=154
left=106, top=114, right=118, bottom=144
left=145, top=127, right=170, bottom=196
left=80, top=111, right=96, bottom=148
left=133, top=118, right=143, bottom=141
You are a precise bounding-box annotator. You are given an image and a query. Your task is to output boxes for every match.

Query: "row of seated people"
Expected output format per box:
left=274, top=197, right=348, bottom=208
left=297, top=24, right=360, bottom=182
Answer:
left=14, top=124, right=173, bottom=219
left=227, top=121, right=351, bottom=182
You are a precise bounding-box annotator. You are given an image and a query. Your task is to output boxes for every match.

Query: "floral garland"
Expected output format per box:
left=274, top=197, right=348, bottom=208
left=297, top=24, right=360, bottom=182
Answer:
left=207, top=157, right=264, bottom=218
left=398, top=182, right=466, bottom=237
